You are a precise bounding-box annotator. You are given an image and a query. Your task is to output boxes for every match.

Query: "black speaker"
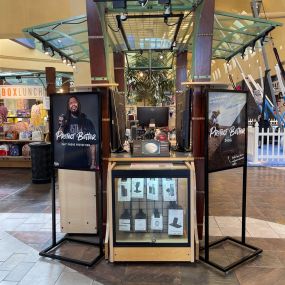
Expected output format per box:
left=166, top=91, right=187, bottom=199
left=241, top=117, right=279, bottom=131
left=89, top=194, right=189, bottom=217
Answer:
left=182, top=110, right=190, bottom=149
left=113, top=0, right=126, bottom=8
left=131, top=125, right=137, bottom=140
left=158, top=0, right=170, bottom=4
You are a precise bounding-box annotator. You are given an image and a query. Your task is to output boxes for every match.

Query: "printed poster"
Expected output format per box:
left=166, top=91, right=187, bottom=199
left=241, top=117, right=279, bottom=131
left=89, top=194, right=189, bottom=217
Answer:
left=207, top=91, right=247, bottom=172
left=51, top=92, right=101, bottom=171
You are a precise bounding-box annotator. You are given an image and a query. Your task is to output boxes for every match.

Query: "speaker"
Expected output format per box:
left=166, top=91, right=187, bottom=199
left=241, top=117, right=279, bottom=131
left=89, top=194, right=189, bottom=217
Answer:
left=113, top=0, right=126, bottom=8
left=158, top=0, right=170, bottom=4
left=131, top=125, right=137, bottom=140
left=182, top=110, right=190, bottom=149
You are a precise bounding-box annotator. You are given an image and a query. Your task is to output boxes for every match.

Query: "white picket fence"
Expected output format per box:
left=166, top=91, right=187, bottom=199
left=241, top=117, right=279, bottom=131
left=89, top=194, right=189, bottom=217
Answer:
left=248, top=122, right=285, bottom=163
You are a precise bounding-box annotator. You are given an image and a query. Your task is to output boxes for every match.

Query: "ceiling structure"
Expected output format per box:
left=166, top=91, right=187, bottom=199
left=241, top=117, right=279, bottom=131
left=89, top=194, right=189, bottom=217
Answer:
left=23, top=15, right=89, bottom=65
left=0, top=71, right=72, bottom=87
left=20, top=0, right=282, bottom=70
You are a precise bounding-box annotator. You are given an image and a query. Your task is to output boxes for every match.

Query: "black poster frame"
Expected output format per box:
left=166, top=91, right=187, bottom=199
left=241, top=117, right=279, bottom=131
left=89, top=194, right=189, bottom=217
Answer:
left=39, top=91, right=104, bottom=267
left=199, top=89, right=262, bottom=274
left=50, top=92, right=101, bottom=172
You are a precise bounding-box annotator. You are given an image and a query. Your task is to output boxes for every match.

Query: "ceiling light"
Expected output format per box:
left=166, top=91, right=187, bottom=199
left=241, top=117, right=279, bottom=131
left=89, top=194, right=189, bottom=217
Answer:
left=164, top=5, right=171, bottom=17
left=16, top=75, right=22, bottom=83
left=120, top=12, right=128, bottom=21
left=139, top=72, right=144, bottom=77
left=138, top=0, right=148, bottom=7
left=67, top=60, right=71, bottom=66
left=159, top=54, right=164, bottom=59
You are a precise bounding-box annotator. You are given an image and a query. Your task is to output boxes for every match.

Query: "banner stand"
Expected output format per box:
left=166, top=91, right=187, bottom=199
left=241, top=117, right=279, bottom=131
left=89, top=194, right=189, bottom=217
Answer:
left=199, top=90, right=262, bottom=274
left=39, top=92, right=104, bottom=267
left=39, top=169, right=104, bottom=267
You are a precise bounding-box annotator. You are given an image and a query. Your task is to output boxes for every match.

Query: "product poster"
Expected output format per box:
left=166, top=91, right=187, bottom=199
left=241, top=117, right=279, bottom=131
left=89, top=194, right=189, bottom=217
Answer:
left=207, top=90, right=247, bottom=172
left=147, top=178, right=159, bottom=201
left=168, top=209, right=184, bottom=236
left=118, top=178, right=131, bottom=202
left=162, top=178, right=177, bottom=201
left=151, top=209, right=163, bottom=231
left=51, top=92, right=101, bottom=171
left=131, top=178, right=144, bottom=199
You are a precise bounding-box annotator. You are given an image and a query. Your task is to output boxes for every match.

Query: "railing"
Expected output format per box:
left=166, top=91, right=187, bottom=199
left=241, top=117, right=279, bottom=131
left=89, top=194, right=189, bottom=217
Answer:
left=248, top=122, right=285, bottom=164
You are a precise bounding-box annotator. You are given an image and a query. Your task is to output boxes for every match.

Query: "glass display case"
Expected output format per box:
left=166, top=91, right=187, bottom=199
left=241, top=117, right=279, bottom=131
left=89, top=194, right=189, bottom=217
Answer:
left=107, top=158, right=196, bottom=262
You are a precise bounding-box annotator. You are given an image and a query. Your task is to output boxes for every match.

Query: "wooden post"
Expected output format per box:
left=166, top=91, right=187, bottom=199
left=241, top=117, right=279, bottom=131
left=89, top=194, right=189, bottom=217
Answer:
left=86, top=0, right=110, bottom=234
left=61, top=77, right=70, bottom=93
left=45, top=67, right=56, bottom=96
left=191, top=0, right=215, bottom=239
left=114, top=52, right=125, bottom=92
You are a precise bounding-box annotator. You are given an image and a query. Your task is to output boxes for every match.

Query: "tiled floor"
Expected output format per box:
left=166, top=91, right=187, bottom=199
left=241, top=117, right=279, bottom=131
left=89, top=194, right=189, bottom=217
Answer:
left=1, top=167, right=285, bottom=284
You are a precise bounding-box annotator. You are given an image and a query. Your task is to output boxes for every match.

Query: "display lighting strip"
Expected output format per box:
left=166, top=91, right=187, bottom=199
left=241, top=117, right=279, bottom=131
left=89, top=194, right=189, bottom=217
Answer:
left=30, top=32, right=76, bottom=68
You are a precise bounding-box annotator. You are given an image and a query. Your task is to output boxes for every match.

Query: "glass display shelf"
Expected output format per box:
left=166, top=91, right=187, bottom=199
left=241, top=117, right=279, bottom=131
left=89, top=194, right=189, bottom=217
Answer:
left=112, top=165, right=190, bottom=247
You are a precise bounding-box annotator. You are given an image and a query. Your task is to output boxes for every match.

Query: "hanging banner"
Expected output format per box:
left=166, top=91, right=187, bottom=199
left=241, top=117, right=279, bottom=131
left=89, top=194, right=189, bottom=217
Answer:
left=207, top=90, right=247, bottom=172
left=51, top=92, right=101, bottom=171
left=0, top=85, right=45, bottom=99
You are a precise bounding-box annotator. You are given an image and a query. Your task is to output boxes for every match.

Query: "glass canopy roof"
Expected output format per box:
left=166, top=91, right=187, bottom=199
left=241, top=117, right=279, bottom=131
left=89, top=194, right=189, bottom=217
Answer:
left=23, top=1, right=282, bottom=68
left=23, top=16, right=89, bottom=64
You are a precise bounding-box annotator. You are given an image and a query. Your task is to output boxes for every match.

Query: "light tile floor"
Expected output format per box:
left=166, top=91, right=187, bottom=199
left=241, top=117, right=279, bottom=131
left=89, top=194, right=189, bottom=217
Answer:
left=1, top=166, right=285, bottom=284
left=0, top=230, right=102, bottom=284
left=2, top=211, right=285, bottom=284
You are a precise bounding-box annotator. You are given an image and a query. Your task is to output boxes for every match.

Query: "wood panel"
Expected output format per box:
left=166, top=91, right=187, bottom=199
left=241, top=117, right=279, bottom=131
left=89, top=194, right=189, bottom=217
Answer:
left=0, top=157, right=31, bottom=168
left=113, top=247, right=192, bottom=262
left=58, top=169, right=97, bottom=234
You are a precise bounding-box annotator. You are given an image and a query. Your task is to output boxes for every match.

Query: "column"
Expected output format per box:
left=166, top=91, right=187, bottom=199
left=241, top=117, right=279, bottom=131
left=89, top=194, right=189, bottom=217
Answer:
left=191, top=0, right=215, bottom=239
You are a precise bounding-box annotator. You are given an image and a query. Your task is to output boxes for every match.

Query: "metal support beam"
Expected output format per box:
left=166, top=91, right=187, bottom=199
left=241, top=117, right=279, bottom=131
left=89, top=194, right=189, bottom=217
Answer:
left=251, top=0, right=282, bottom=127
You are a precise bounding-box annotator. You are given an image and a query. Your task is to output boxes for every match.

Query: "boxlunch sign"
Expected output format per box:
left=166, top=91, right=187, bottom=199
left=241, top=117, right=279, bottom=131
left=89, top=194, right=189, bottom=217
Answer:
left=0, top=85, right=45, bottom=99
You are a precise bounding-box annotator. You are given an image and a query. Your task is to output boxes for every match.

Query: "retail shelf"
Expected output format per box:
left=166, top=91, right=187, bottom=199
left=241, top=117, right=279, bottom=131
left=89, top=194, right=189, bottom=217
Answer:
left=7, top=116, right=31, bottom=118
left=0, top=139, right=43, bottom=143
left=0, top=156, right=31, bottom=168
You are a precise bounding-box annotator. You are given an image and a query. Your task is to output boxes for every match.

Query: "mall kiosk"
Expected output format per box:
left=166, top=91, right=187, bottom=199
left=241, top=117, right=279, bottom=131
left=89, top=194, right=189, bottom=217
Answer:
left=106, top=152, right=198, bottom=262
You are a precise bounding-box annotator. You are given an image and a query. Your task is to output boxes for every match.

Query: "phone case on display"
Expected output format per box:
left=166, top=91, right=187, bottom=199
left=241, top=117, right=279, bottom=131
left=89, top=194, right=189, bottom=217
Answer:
left=9, top=144, right=20, bottom=156
left=0, top=144, right=9, bottom=156
left=22, top=144, right=31, bottom=157
left=5, top=131, right=18, bottom=140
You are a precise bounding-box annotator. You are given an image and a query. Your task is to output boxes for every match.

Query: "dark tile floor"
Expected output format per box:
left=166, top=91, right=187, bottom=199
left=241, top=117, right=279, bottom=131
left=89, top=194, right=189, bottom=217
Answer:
left=1, top=167, right=285, bottom=284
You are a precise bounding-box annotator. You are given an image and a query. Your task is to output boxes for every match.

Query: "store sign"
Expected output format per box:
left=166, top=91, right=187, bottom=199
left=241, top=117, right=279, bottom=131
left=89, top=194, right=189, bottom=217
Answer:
left=51, top=92, right=101, bottom=171
left=207, top=90, right=247, bottom=172
left=0, top=85, right=45, bottom=99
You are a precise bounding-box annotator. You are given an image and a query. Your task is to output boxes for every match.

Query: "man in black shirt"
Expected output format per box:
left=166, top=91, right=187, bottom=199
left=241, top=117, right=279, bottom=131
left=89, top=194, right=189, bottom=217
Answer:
left=56, top=96, right=98, bottom=170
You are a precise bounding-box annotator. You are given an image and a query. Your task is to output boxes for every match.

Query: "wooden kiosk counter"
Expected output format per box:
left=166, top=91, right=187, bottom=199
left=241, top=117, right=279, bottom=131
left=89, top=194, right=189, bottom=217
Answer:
left=106, top=152, right=198, bottom=262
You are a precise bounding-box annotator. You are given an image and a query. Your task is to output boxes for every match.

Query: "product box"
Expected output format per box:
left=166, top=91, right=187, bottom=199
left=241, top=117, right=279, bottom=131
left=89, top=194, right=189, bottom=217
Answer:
left=168, top=209, right=184, bottom=236
left=118, top=178, right=131, bottom=202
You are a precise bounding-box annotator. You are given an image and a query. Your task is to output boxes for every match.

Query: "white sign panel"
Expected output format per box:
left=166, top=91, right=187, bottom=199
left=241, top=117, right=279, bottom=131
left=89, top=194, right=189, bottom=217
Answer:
left=0, top=85, right=46, bottom=99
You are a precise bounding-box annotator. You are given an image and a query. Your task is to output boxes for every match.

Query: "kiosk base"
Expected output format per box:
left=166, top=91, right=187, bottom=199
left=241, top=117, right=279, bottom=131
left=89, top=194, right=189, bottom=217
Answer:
left=199, top=236, right=262, bottom=274
left=39, top=233, right=104, bottom=267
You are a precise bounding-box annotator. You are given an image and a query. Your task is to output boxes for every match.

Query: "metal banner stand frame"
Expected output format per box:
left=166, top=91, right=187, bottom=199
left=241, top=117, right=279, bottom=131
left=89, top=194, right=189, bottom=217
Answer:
left=199, top=90, right=262, bottom=274
left=39, top=93, right=104, bottom=267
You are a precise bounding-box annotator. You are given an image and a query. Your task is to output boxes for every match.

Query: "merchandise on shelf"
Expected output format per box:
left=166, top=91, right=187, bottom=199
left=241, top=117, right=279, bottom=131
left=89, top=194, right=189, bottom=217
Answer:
left=0, top=144, right=9, bottom=156
left=30, top=102, right=47, bottom=127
